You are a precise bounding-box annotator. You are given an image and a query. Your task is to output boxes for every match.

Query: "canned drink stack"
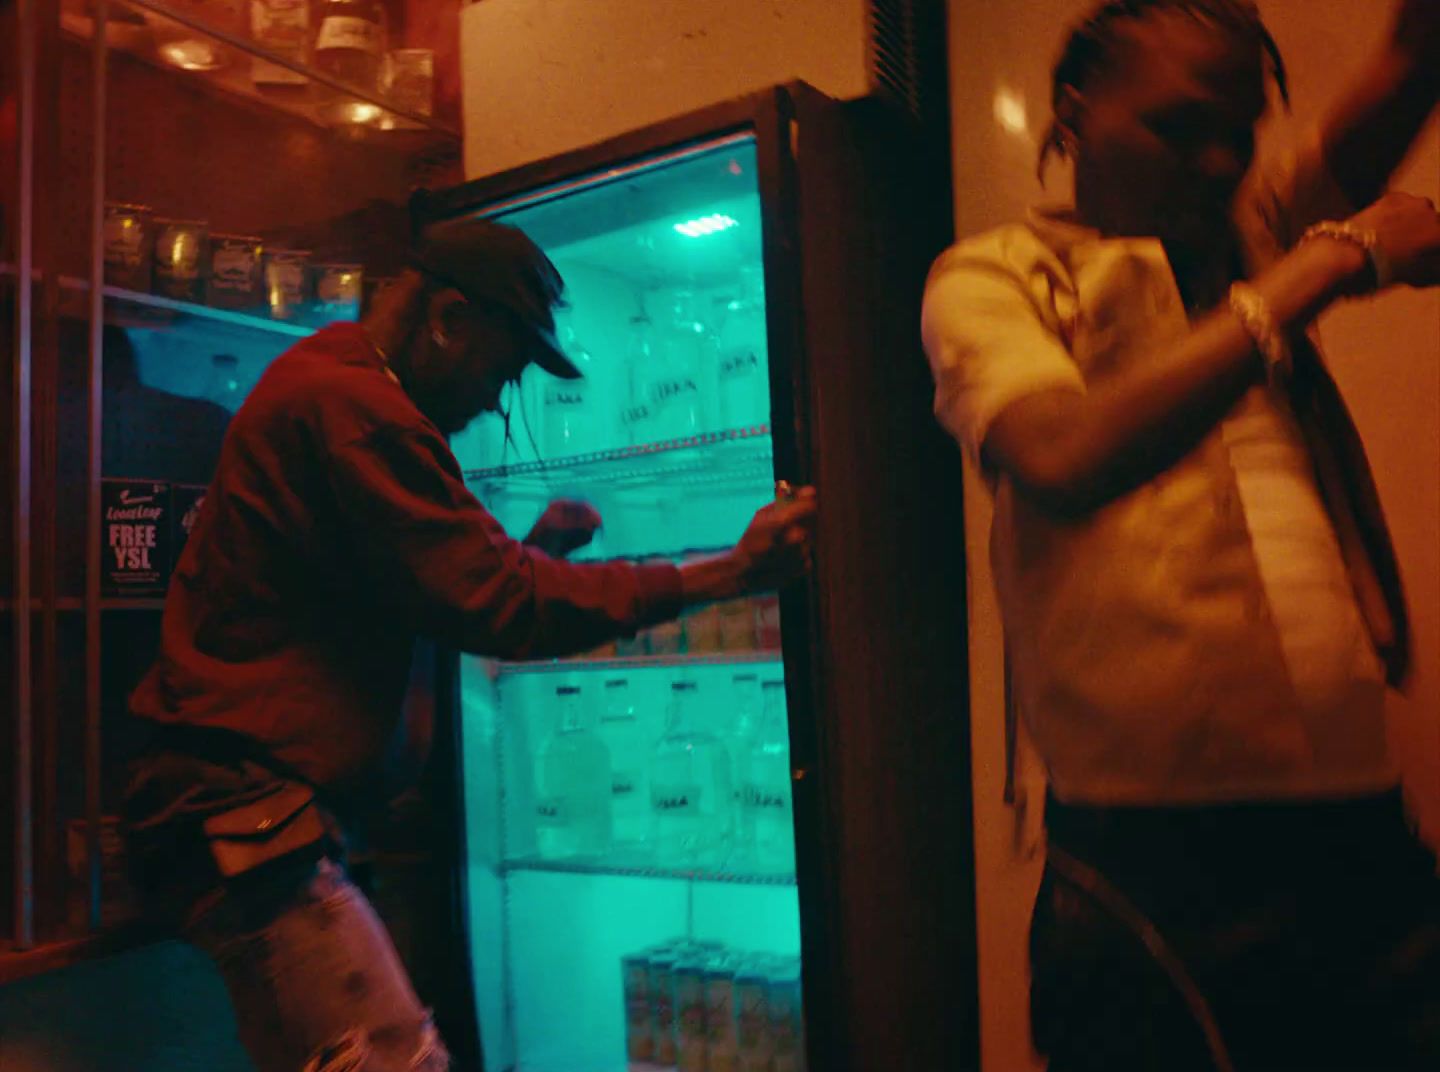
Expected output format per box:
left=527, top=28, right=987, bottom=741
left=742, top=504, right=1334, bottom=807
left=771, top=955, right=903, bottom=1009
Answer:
left=767, top=958, right=806, bottom=1072
left=674, top=952, right=711, bottom=1071
left=735, top=956, right=773, bottom=1072
left=649, top=946, right=684, bottom=1066
left=704, top=951, right=742, bottom=1072
left=622, top=949, right=656, bottom=1063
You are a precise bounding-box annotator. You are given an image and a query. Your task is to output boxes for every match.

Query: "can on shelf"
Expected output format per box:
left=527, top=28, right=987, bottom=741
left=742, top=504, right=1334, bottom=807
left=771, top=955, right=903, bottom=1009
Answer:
left=648, top=947, right=683, bottom=1065
left=718, top=595, right=758, bottom=652
left=152, top=218, right=210, bottom=302
left=314, top=263, right=363, bottom=323
left=206, top=233, right=264, bottom=310
left=755, top=592, right=782, bottom=650
left=684, top=601, right=723, bottom=654
left=263, top=248, right=311, bottom=320
left=767, top=959, right=806, bottom=1072
left=621, top=950, right=655, bottom=1062
left=735, top=956, right=773, bottom=1072
left=103, top=201, right=153, bottom=290
left=674, top=953, right=711, bottom=1072
left=705, top=952, right=742, bottom=1072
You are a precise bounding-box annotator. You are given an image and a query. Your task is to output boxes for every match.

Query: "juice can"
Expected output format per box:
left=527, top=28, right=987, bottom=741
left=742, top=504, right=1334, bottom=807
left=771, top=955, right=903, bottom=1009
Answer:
left=767, top=960, right=805, bottom=1072
left=649, top=947, right=682, bottom=1065
left=646, top=554, right=686, bottom=655
left=621, top=950, right=654, bottom=1062
left=674, top=954, right=710, bottom=1071
left=704, top=952, right=741, bottom=1072
left=755, top=593, right=782, bottom=650
left=717, top=596, right=758, bottom=652
left=735, top=957, right=772, bottom=1072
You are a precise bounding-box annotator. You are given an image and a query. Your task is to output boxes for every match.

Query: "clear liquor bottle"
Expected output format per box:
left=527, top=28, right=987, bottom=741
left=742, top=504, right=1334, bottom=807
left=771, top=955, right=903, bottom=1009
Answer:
left=534, top=685, right=613, bottom=859
left=743, top=680, right=795, bottom=873
left=311, top=0, right=387, bottom=125
left=726, top=673, right=763, bottom=863
left=650, top=680, right=732, bottom=868
left=541, top=322, right=601, bottom=459
left=597, top=678, right=650, bottom=854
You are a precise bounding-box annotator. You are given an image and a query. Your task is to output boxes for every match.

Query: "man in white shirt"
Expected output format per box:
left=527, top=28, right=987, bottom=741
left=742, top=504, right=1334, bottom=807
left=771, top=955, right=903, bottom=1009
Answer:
left=923, top=1, right=1440, bottom=1067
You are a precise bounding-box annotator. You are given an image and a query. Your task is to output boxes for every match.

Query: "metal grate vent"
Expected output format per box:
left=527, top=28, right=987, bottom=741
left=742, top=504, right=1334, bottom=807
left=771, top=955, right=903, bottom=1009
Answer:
left=870, top=0, right=922, bottom=119
left=868, top=0, right=948, bottom=133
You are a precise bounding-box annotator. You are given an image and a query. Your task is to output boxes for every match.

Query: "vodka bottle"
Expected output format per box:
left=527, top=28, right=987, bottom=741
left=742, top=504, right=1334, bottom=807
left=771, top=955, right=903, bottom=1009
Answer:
left=744, top=680, right=795, bottom=873
left=620, top=313, right=658, bottom=446
left=598, top=678, right=650, bottom=853
left=535, top=685, right=613, bottom=859
left=643, top=291, right=707, bottom=442
left=650, top=680, right=732, bottom=868
left=541, top=323, right=601, bottom=459
left=727, top=673, right=764, bottom=862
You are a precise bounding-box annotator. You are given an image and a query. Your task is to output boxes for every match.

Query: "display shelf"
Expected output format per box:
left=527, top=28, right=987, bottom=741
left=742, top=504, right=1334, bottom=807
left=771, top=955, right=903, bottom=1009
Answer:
left=4, top=264, right=324, bottom=341
left=465, top=425, right=774, bottom=490
left=502, top=855, right=796, bottom=888
left=497, top=650, right=781, bottom=677
left=60, top=272, right=318, bottom=339
left=63, top=0, right=460, bottom=151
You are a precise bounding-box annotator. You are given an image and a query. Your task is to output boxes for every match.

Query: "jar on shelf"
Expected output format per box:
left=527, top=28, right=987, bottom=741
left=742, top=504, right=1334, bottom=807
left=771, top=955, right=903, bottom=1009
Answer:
left=249, top=0, right=311, bottom=86
left=314, top=263, right=364, bottom=323
left=381, top=47, right=434, bottom=123
left=312, top=0, right=388, bottom=126
left=103, top=202, right=153, bottom=291
left=207, top=234, right=264, bottom=310
left=263, top=248, right=310, bottom=320
left=152, top=219, right=210, bottom=303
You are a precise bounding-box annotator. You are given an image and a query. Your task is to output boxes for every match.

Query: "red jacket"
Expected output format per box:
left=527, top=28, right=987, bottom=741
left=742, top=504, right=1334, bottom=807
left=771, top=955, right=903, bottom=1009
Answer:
left=130, top=323, right=682, bottom=799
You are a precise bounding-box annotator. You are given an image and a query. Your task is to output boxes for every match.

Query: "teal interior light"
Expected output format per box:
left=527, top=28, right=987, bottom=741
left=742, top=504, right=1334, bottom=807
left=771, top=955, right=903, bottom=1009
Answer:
left=674, top=213, right=739, bottom=238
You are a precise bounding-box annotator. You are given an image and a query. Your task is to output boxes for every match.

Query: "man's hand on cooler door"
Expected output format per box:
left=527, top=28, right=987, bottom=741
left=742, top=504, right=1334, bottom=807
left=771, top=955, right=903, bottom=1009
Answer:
left=733, top=485, right=818, bottom=592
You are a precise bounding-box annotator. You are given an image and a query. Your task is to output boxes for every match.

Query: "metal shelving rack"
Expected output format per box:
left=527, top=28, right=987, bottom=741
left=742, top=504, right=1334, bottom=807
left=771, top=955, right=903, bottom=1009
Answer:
left=4, top=0, right=461, bottom=963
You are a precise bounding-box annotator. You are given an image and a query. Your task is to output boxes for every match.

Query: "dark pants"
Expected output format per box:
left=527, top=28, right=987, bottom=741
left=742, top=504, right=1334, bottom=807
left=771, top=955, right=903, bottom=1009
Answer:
left=1031, top=791, right=1440, bottom=1071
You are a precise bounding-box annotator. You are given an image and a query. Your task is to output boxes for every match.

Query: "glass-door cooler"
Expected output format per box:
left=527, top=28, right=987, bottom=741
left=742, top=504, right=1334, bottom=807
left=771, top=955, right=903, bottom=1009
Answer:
left=451, top=131, right=806, bottom=1072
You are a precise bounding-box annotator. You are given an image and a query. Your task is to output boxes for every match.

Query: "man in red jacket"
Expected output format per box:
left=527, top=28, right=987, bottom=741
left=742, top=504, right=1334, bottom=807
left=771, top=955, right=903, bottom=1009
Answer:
left=124, top=217, right=816, bottom=1072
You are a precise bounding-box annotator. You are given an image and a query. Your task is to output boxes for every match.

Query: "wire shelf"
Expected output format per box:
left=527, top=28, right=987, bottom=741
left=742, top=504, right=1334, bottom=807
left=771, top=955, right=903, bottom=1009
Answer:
left=502, top=855, right=796, bottom=888
left=464, top=425, right=775, bottom=492
left=497, top=650, right=782, bottom=677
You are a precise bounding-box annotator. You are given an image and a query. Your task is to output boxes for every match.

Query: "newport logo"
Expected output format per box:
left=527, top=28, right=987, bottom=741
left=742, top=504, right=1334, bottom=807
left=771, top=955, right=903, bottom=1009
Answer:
left=118, top=489, right=156, bottom=506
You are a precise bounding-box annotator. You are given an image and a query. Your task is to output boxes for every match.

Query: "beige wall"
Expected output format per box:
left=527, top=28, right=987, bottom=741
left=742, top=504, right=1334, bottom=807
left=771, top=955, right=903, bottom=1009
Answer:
left=459, top=0, right=871, bottom=177
left=943, top=2, right=1440, bottom=1068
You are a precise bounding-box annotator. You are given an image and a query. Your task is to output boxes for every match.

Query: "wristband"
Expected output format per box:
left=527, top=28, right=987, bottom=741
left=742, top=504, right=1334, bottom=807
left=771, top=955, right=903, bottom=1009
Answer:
left=1301, top=220, right=1392, bottom=291
left=1229, top=282, right=1292, bottom=386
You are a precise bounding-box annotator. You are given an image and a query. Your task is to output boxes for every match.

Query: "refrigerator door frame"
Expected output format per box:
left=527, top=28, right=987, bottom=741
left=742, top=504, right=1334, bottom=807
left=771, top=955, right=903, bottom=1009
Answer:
left=425, top=81, right=977, bottom=1072
left=427, top=85, right=841, bottom=1071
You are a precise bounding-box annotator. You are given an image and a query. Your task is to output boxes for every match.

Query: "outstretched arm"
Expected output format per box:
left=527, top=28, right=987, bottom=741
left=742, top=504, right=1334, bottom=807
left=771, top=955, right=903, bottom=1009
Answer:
left=1322, top=0, right=1440, bottom=209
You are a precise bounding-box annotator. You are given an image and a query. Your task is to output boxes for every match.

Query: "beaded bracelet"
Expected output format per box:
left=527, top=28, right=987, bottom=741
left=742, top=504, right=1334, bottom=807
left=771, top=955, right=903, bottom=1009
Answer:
left=1300, top=220, right=1393, bottom=291
left=1229, top=282, right=1291, bottom=385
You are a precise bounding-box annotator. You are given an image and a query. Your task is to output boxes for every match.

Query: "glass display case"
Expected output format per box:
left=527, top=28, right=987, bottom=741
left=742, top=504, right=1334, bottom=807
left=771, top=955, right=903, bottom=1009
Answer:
left=2, top=0, right=460, bottom=970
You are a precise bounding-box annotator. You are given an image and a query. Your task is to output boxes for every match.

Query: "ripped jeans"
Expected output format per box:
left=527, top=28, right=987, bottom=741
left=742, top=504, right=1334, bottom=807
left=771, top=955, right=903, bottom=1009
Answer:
left=185, top=855, right=451, bottom=1072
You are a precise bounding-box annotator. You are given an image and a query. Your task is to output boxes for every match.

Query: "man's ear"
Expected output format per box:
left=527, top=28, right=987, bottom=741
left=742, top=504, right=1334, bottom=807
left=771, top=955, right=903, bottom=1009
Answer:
left=425, top=287, right=468, bottom=340
left=1054, top=85, right=1087, bottom=153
